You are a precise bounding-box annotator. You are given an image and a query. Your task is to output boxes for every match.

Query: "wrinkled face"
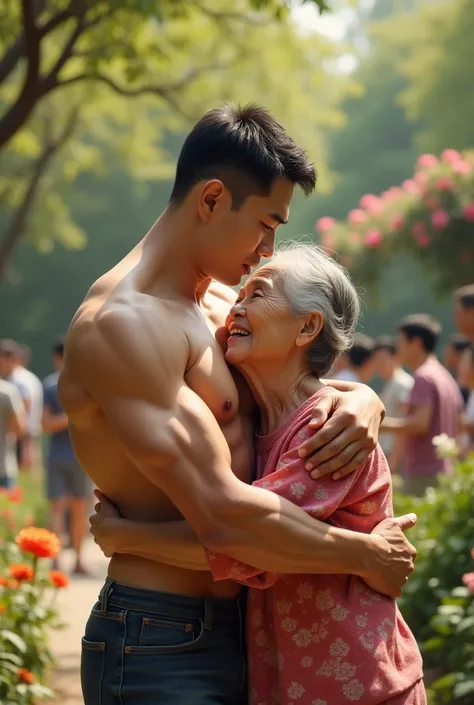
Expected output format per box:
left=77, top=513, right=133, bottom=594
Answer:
left=224, top=266, right=317, bottom=370
left=454, top=302, right=474, bottom=340
left=194, top=177, right=294, bottom=286
left=373, top=348, right=396, bottom=379
left=458, top=349, right=474, bottom=389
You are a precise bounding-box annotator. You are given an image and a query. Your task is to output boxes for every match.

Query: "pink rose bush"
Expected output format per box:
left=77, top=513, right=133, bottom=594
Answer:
left=315, top=149, right=474, bottom=295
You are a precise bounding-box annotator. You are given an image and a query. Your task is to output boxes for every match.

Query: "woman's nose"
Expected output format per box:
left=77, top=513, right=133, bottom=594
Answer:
left=230, top=301, right=245, bottom=319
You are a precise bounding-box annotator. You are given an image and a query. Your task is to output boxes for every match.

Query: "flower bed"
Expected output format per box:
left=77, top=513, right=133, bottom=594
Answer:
left=316, top=149, right=474, bottom=296
left=1, top=488, right=68, bottom=704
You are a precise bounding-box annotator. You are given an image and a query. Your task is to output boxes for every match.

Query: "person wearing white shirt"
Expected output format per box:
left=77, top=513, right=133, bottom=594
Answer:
left=12, top=344, right=44, bottom=468
left=373, top=336, right=414, bottom=472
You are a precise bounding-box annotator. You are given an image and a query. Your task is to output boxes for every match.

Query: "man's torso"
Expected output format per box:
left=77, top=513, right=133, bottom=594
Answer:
left=405, top=359, right=461, bottom=476
left=59, top=247, right=254, bottom=597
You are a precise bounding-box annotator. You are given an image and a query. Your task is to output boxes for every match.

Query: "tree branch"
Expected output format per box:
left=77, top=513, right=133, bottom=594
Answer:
left=0, top=0, right=41, bottom=151
left=0, top=108, right=79, bottom=278
left=0, top=0, right=86, bottom=88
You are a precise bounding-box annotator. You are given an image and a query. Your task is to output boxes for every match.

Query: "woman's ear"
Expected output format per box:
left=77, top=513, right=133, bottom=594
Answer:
left=295, top=312, right=324, bottom=348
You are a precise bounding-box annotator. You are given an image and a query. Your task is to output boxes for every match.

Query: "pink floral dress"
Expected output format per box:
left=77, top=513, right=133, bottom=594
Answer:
left=207, top=388, right=425, bottom=705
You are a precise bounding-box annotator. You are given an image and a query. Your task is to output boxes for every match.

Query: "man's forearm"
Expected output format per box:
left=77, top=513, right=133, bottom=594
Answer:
left=107, top=518, right=208, bottom=570
left=324, top=379, right=385, bottom=418
left=382, top=416, right=425, bottom=436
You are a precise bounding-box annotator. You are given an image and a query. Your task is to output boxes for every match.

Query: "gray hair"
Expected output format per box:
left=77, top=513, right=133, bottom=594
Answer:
left=271, top=243, right=360, bottom=377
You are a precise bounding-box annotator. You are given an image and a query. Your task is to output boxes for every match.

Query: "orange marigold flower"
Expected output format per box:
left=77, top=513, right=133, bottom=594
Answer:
left=8, top=486, right=23, bottom=503
left=0, top=576, right=9, bottom=587
left=0, top=605, right=6, bottom=614
left=9, top=579, right=19, bottom=589
left=17, top=668, right=35, bottom=685
left=9, top=563, right=34, bottom=582
left=49, top=570, right=69, bottom=589
left=16, top=527, right=61, bottom=559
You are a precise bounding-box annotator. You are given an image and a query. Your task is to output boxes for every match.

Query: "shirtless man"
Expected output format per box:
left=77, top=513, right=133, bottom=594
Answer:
left=59, top=104, right=417, bottom=705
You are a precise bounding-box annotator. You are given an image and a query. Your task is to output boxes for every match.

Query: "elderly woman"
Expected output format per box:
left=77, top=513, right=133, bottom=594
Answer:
left=91, top=245, right=424, bottom=704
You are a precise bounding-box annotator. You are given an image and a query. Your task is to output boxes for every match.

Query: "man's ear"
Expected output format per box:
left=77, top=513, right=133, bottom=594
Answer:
left=295, top=312, right=324, bottom=348
left=197, top=179, right=227, bottom=222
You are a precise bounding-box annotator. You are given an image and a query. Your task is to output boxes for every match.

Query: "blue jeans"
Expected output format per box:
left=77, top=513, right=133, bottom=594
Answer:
left=0, top=476, right=16, bottom=489
left=81, top=579, right=247, bottom=704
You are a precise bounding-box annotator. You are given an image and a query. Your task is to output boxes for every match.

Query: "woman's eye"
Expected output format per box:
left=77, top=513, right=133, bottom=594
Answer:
left=252, top=291, right=264, bottom=299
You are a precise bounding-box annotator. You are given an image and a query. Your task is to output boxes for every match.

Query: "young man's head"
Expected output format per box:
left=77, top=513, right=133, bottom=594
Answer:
left=52, top=337, right=65, bottom=372
left=373, top=335, right=399, bottom=381
left=346, top=333, right=375, bottom=383
left=443, top=333, right=471, bottom=375
left=458, top=343, right=474, bottom=391
left=0, top=339, right=21, bottom=378
left=454, top=285, right=474, bottom=341
left=169, top=103, right=316, bottom=285
left=397, top=314, right=441, bottom=370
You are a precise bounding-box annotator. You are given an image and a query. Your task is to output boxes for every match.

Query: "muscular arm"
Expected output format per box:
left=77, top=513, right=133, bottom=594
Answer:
left=383, top=406, right=431, bottom=436
left=77, top=306, right=382, bottom=578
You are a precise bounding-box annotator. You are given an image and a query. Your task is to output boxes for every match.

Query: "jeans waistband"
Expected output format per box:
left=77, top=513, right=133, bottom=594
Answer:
left=98, top=578, right=245, bottom=630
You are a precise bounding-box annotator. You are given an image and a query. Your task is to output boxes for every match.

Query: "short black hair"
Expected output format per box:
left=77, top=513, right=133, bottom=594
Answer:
left=447, top=333, right=471, bottom=353
left=398, top=314, right=441, bottom=353
left=374, top=335, right=397, bottom=355
left=455, top=284, right=474, bottom=309
left=0, top=339, right=21, bottom=358
left=52, top=336, right=65, bottom=357
left=169, top=103, right=316, bottom=209
left=348, top=333, right=375, bottom=368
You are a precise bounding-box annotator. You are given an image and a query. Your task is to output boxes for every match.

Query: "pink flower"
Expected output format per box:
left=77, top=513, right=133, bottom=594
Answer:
left=402, top=179, right=418, bottom=194
left=464, top=204, right=474, bottom=221
left=384, top=187, right=403, bottom=202
left=316, top=216, right=336, bottom=232
left=415, top=233, right=431, bottom=248
left=453, top=160, right=472, bottom=175
left=417, top=153, right=438, bottom=169
left=348, top=209, right=366, bottom=225
left=365, top=229, right=382, bottom=247
left=435, top=177, right=454, bottom=191
left=462, top=572, right=474, bottom=593
left=390, top=214, right=405, bottom=230
left=412, top=221, right=427, bottom=237
left=441, top=149, right=461, bottom=164
left=359, top=194, right=382, bottom=215
left=431, top=209, right=450, bottom=231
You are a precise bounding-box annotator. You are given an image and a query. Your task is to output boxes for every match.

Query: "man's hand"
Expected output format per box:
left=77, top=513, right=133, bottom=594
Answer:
left=89, top=490, right=122, bottom=558
left=363, top=514, right=417, bottom=598
left=298, top=385, right=384, bottom=479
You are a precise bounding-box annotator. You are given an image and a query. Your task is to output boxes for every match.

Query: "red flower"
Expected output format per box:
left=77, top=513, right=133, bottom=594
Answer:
left=435, top=177, right=454, bottom=191
left=7, top=486, right=23, bottom=503
left=348, top=209, right=366, bottom=225
left=415, top=233, right=431, bottom=248
left=359, top=194, right=382, bottom=215
left=9, top=563, right=34, bottom=582
left=390, top=214, right=405, bottom=231
left=441, top=148, right=461, bottom=164
left=49, top=570, right=69, bottom=589
left=16, top=527, right=61, bottom=559
left=17, top=668, right=35, bottom=685
left=365, top=229, right=382, bottom=248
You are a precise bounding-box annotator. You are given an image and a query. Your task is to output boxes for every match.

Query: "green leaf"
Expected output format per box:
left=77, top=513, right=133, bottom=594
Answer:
left=0, top=630, right=27, bottom=653
left=453, top=679, right=474, bottom=698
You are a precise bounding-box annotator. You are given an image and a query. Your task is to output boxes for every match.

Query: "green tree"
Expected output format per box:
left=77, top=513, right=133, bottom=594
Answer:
left=0, top=0, right=343, bottom=274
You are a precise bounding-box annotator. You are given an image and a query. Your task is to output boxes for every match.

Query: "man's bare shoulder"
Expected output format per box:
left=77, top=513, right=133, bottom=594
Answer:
left=206, top=281, right=237, bottom=307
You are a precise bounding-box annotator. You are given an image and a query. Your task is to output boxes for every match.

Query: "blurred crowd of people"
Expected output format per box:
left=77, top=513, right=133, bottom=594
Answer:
left=0, top=337, right=90, bottom=574
left=332, top=283, right=474, bottom=495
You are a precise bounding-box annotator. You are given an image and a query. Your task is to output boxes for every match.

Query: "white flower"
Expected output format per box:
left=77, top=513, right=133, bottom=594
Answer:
left=359, top=631, right=376, bottom=651
left=329, top=637, right=350, bottom=659
left=291, top=482, right=306, bottom=500
left=355, top=614, right=367, bottom=628
left=301, top=656, right=313, bottom=668
left=315, top=589, right=334, bottom=611
left=312, top=701, right=328, bottom=705
left=276, top=600, right=292, bottom=615
left=316, top=660, right=334, bottom=677
left=432, top=433, right=460, bottom=458
left=288, top=682, right=306, bottom=700
left=331, top=604, right=349, bottom=621
left=264, top=649, right=278, bottom=666
left=342, top=678, right=365, bottom=701
left=297, top=582, right=313, bottom=601
left=334, top=661, right=357, bottom=682
left=292, top=628, right=313, bottom=648
left=315, top=486, right=329, bottom=500
left=255, top=630, right=270, bottom=648
left=280, top=617, right=298, bottom=632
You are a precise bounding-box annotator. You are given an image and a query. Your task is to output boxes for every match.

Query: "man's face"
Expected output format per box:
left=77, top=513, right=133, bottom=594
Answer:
left=454, top=302, right=474, bottom=340
left=397, top=332, right=417, bottom=369
left=195, top=177, right=294, bottom=286
left=373, top=349, right=395, bottom=380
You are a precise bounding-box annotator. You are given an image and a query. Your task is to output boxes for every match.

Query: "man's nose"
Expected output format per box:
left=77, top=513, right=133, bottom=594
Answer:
left=257, top=231, right=275, bottom=258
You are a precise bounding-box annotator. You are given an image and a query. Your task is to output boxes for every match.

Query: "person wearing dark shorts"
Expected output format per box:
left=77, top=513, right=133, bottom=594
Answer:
left=43, top=338, right=91, bottom=574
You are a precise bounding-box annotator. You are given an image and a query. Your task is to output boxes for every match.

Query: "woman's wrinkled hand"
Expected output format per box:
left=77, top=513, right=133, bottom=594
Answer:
left=89, top=489, right=122, bottom=558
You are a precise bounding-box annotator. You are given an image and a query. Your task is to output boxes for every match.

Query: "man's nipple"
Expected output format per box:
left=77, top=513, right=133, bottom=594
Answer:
left=223, top=399, right=233, bottom=412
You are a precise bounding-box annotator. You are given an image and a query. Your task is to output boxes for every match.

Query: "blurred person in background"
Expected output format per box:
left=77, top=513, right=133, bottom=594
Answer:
left=443, top=332, right=471, bottom=404
left=454, top=284, right=474, bottom=343
left=43, top=337, right=90, bottom=574
left=0, top=339, right=31, bottom=470
left=458, top=343, right=474, bottom=455
left=334, top=332, right=375, bottom=384
left=10, top=343, right=43, bottom=469
left=0, top=377, right=26, bottom=489
left=373, top=336, right=413, bottom=473
left=383, top=314, right=462, bottom=496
